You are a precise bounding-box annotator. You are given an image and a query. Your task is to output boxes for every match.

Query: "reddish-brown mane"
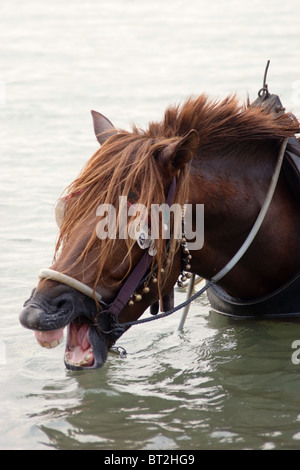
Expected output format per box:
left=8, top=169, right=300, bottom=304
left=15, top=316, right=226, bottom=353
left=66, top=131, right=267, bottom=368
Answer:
left=147, top=94, right=299, bottom=155
left=54, top=94, right=299, bottom=293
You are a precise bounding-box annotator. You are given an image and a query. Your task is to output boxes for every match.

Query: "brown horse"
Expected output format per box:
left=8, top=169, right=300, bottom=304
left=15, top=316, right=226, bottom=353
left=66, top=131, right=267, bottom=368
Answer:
left=19, top=88, right=300, bottom=370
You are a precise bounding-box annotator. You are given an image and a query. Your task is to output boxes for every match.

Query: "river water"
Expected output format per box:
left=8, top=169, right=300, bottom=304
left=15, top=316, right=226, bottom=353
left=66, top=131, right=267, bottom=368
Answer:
left=1, top=0, right=300, bottom=451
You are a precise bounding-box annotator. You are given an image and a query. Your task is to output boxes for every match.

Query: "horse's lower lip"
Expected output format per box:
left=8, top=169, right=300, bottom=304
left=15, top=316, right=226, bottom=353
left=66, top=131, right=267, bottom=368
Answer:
left=64, top=350, right=94, bottom=368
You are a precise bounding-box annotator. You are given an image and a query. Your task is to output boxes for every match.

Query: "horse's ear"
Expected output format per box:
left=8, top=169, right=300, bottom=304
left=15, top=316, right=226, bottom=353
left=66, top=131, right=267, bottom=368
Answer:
left=91, top=110, right=117, bottom=145
left=160, top=129, right=199, bottom=169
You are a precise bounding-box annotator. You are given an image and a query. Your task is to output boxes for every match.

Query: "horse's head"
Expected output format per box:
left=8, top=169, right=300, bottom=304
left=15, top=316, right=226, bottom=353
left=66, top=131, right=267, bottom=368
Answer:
left=19, top=110, right=199, bottom=370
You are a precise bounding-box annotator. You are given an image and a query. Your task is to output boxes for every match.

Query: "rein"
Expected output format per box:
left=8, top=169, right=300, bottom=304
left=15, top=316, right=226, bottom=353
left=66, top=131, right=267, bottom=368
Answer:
left=39, top=136, right=289, bottom=338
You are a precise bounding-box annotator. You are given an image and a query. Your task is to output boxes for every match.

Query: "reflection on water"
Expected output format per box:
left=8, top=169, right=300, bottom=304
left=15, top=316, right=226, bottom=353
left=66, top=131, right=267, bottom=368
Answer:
left=4, top=301, right=300, bottom=450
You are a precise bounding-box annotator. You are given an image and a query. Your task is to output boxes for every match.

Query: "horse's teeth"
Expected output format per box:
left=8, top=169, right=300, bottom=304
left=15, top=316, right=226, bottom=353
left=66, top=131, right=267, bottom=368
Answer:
left=79, top=354, right=92, bottom=366
left=64, top=352, right=93, bottom=367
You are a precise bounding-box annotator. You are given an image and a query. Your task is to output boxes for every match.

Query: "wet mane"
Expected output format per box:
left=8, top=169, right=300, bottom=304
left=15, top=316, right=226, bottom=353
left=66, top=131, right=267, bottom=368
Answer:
left=55, top=94, right=299, bottom=293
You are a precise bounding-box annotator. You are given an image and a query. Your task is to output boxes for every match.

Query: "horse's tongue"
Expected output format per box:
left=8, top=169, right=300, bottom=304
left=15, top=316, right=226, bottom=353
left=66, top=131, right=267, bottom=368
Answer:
left=64, top=323, right=94, bottom=367
left=35, top=328, right=64, bottom=349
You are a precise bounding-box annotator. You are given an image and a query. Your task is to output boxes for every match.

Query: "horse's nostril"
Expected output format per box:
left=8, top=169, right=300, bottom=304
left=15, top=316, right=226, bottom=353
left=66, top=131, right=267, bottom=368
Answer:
left=53, top=297, right=72, bottom=310
left=56, top=300, right=66, bottom=310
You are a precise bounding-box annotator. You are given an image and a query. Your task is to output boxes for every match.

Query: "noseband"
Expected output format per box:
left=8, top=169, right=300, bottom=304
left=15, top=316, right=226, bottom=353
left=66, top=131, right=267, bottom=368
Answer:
left=38, top=268, right=103, bottom=302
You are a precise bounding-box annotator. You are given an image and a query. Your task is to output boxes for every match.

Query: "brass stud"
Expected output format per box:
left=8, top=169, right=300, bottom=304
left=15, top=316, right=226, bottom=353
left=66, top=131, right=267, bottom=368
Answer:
left=134, top=294, right=142, bottom=302
left=142, top=286, right=150, bottom=294
left=128, top=300, right=134, bottom=306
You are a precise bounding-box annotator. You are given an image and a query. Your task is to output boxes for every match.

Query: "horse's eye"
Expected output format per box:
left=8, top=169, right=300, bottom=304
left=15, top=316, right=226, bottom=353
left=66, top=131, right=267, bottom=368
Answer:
left=55, top=198, right=66, bottom=228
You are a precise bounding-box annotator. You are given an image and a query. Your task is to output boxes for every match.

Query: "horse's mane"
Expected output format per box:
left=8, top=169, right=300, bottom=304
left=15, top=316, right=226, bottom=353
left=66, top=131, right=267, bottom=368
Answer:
left=55, top=94, right=299, bottom=294
left=55, top=122, right=191, bottom=293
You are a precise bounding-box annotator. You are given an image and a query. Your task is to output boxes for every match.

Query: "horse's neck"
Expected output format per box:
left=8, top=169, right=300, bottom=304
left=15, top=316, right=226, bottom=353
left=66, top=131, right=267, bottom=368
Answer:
left=188, top=157, right=300, bottom=299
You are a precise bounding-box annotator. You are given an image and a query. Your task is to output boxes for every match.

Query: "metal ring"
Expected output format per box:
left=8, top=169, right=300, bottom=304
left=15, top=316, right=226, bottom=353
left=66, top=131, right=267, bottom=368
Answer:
left=258, top=87, right=269, bottom=98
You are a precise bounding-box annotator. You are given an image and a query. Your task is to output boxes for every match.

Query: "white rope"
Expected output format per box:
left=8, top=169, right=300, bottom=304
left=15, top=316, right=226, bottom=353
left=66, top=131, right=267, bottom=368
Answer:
left=177, top=273, right=196, bottom=331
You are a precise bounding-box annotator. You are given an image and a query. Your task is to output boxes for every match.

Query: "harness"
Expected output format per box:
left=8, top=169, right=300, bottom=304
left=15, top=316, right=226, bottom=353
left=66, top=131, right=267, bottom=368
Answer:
left=39, top=62, right=300, bottom=339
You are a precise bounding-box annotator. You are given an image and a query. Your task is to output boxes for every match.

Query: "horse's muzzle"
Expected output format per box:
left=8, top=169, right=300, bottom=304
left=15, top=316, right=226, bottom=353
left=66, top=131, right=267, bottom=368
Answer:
left=19, top=287, right=114, bottom=370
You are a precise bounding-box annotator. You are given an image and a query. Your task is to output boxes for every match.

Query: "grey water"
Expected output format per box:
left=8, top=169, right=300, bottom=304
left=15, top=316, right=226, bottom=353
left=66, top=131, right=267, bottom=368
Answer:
left=1, top=0, right=300, bottom=450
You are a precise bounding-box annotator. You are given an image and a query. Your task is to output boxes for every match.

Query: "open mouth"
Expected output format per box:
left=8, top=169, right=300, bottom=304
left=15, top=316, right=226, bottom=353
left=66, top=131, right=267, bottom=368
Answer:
left=20, top=288, right=112, bottom=370
left=65, top=320, right=94, bottom=368
left=34, top=317, right=96, bottom=369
